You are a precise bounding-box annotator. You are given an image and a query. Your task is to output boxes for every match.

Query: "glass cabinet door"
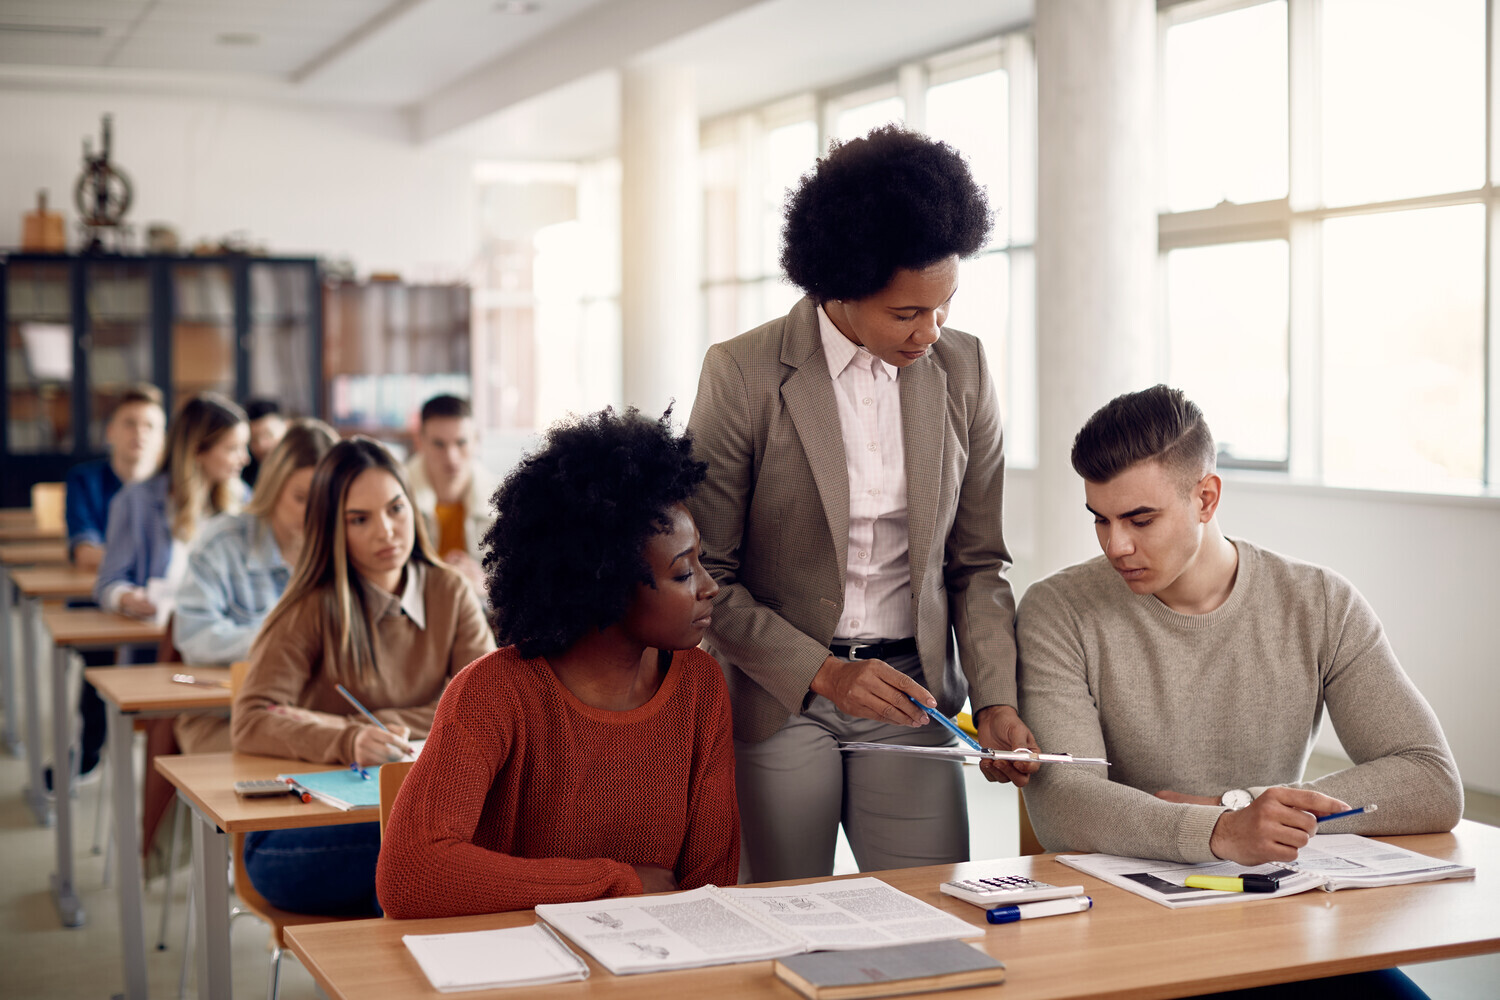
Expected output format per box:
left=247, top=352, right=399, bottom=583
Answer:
left=247, top=261, right=317, bottom=416
left=171, top=262, right=236, bottom=405
left=5, top=260, right=73, bottom=453
left=85, top=259, right=154, bottom=452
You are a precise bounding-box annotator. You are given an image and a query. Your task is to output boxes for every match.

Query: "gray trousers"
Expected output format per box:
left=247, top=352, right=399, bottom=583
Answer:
left=734, top=649, right=969, bottom=883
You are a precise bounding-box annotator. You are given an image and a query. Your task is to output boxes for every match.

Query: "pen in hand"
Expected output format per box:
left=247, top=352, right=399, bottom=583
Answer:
left=1317, top=804, right=1377, bottom=823
left=906, top=695, right=984, bottom=752
left=335, top=683, right=415, bottom=759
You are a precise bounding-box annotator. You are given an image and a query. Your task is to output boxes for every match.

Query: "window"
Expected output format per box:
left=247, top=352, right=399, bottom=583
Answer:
left=700, top=33, right=1039, bottom=466
left=1159, top=0, right=1495, bottom=493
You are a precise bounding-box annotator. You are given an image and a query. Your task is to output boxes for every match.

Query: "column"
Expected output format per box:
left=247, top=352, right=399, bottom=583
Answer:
left=620, top=63, right=702, bottom=422
left=1034, top=0, right=1159, bottom=576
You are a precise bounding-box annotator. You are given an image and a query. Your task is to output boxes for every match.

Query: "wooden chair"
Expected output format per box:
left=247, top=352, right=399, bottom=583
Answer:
left=378, top=759, right=414, bottom=839
left=223, top=660, right=360, bottom=1000
left=1018, top=792, right=1045, bottom=856
left=30, top=481, right=65, bottom=534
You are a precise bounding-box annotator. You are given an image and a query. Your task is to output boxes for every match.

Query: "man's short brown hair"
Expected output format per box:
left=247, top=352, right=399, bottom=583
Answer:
left=112, top=383, right=164, bottom=414
left=1071, top=385, right=1216, bottom=489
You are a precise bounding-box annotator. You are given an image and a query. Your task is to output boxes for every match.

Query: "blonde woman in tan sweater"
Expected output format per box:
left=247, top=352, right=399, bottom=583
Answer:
left=232, top=436, right=495, bottom=915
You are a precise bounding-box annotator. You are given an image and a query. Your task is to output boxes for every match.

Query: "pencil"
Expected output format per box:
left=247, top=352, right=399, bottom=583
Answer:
left=334, top=684, right=415, bottom=758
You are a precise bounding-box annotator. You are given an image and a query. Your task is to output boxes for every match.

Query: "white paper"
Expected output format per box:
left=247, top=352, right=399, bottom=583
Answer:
left=536, top=877, right=981, bottom=975
left=840, top=742, right=1109, bottom=765
left=1056, top=832, right=1473, bottom=909
left=403, top=924, right=588, bottom=992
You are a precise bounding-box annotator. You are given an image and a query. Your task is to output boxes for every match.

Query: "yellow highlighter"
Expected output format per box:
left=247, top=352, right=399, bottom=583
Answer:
left=1184, top=873, right=1281, bottom=893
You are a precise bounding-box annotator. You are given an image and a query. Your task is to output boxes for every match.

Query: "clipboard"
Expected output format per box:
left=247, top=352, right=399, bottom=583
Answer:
left=838, top=742, right=1110, bottom=765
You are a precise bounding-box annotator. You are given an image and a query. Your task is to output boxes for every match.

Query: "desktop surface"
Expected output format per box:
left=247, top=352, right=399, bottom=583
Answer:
left=285, top=822, right=1499, bottom=1000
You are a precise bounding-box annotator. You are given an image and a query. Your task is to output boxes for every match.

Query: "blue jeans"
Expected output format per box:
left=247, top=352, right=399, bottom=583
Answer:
left=243, top=822, right=383, bottom=917
left=1201, top=969, right=1428, bottom=999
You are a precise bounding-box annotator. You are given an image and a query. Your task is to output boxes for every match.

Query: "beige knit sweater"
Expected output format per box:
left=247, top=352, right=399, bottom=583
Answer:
left=1017, top=539, right=1462, bottom=863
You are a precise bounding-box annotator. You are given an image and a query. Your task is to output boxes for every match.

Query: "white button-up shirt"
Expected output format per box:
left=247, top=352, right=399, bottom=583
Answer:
left=817, top=305, right=913, bottom=640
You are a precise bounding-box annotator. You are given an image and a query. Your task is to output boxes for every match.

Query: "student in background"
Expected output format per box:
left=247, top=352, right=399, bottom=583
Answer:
left=52, top=393, right=247, bottom=790
left=378, top=407, right=738, bottom=919
left=171, top=418, right=339, bottom=750
left=404, top=395, right=497, bottom=594
left=232, top=437, right=494, bottom=916
left=65, top=384, right=166, bottom=573
left=242, top=398, right=287, bottom=488
left=687, top=125, right=1032, bottom=883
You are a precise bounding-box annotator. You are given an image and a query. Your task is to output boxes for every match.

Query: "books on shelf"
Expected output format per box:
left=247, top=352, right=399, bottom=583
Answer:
left=402, top=924, right=588, bottom=993
left=774, top=940, right=1005, bottom=1000
left=1056, top=833, right=1475, bottom=909
left=534, top=877, right=982, bottom=975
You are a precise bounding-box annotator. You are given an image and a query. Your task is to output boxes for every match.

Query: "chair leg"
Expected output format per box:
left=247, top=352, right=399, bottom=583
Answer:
left=267, top=943, right=284, bottom=1000
left=157, top=799, right=185, bottom=950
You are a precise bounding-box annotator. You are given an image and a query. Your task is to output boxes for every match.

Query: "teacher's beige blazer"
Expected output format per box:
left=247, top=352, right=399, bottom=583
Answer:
left=686, top=297, right=1018, bottom=745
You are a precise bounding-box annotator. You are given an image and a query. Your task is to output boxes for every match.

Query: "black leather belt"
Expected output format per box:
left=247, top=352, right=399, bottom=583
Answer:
left=829, top=637, right=918, bottom=661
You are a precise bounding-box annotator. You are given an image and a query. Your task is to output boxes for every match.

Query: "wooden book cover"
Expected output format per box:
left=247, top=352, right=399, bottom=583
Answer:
left=774, top=940, right=1005, bottom=1000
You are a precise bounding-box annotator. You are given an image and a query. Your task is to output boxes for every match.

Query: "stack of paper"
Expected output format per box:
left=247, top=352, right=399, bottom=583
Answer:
left=403, top=924, right=588, bottom=992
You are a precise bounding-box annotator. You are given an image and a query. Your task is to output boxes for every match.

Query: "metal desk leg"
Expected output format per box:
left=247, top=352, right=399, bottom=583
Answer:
left=189, top=804, right=232, bottom=1000
left=1, top=569, right=19, bottom=756
left=23, top=595, right=50, bottom=825
left=108, top=701, right=147, bottom=1000
left=50, top=644, right=84, bottom=927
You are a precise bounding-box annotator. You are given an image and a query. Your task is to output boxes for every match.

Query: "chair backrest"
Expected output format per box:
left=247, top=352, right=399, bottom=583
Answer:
left=378, top=760, right=415, bottom=840
left=1018, top=791, right=1045, bottom=856
left=31, top=481, right=64, bottom=533
left=156, top=613, right=182, bottom=664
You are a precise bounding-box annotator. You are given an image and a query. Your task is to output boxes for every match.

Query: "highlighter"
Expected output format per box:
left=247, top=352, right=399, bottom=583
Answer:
left=1184, top=873, right=1281, bottom=893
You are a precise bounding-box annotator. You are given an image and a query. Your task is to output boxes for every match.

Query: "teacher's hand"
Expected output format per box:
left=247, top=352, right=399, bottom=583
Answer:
left=809, top=656, right=931, bottom=727
left=973, top=705, right=1039, bottom=787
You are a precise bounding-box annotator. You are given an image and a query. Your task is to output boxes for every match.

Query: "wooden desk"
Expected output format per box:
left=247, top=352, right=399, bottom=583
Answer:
left=84, top=666, right=231, bottom=1000
left=0, top=507, right=37, bottom=526
left=0, top=541, right=72, bottom=758
left=34, top=604, right=165, bottom=928
left=284, top=822, right=1499, bottom=1000
left=10, top=568, right=98, bottom=824
left=0, top=520, right=63, bottom=542
left=156, top=751, right=379, bottom=999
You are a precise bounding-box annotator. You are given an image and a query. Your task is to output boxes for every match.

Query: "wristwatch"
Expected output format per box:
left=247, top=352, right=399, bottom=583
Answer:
left=1221, top=788, right=1253, bottom=811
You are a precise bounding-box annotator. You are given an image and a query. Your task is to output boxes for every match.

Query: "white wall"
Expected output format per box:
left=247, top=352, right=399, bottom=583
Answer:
left=1004, top=467, right=1500, bottom=795
left=0, top=88, right=477, bottom=278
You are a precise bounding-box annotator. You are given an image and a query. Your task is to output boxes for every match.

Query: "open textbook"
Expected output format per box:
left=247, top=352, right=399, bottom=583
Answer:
left=1057, top=833, right=1475, bottom=909
left=839, top=742, right=1109, bottom=766
left=534, top=877, right=981, bottom=975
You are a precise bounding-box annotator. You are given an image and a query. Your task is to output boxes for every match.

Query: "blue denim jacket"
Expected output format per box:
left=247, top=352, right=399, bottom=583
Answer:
left=172, top=511, right=290, bottom=665
left=64, top=458, right=123, bottom=557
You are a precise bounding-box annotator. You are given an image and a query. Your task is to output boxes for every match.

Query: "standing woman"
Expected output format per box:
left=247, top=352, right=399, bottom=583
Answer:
left=687, top=125, right=1036, bottom=882
left=231, top=437, right=494, bottom=916
left=62, top=393, right=246, bottom=789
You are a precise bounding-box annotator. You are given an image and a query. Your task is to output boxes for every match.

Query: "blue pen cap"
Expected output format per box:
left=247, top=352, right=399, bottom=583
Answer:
left=985, top=906, right=1021, bottom=925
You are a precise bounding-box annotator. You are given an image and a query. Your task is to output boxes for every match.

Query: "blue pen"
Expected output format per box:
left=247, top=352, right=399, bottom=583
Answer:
left=335, top=683, right=415, bottom=759
left=906, top=695, right=984, bottom=752
left=1318, top=804, right=1377, bottom=823
left=987, top=896, right=1093, bottom=924
left=349, top=762, right=371, bottom=781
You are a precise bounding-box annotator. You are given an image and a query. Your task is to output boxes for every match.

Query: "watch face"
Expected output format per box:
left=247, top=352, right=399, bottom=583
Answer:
left=1222, top=788, right=1253, bottom=810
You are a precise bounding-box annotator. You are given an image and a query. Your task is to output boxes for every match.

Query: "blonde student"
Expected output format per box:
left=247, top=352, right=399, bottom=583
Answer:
left=231, top=437, right=494, bottom=915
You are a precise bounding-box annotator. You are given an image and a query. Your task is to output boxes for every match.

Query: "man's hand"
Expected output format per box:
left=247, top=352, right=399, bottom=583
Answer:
left=973, top=705, right=1039, bottom=786
left=809, top=656, right=931, bottom=726
left=119, top=588, right=158, bottom=620
left=351, top=723, right=415, bottom=766
left=73, top=542, right=105, bottom=574
left=1209, top=786, right=1350, bottom=865
left=631, top=865, right=679, bottom=894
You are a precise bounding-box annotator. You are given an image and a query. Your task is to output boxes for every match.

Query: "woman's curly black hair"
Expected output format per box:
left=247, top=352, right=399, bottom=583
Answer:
left=780, top=124, right=993, bottom=302
left=481, top=406, right=707, bottom=660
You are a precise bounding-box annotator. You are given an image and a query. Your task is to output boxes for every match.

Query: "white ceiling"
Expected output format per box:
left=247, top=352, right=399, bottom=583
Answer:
left=0, top=0, right=1035, bottom=159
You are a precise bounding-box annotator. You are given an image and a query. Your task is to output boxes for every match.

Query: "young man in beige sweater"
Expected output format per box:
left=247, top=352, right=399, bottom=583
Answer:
left=1018, top=385, right=1462, bottom=868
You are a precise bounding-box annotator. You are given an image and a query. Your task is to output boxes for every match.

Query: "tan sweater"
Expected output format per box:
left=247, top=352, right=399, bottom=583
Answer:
left=231, top=561, right=496, bottom=764
left=1017, top=539, right=1462, bottom=863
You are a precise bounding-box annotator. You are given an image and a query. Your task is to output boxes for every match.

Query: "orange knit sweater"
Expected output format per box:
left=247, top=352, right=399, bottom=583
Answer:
left=376, top=645, right=740, bottom=918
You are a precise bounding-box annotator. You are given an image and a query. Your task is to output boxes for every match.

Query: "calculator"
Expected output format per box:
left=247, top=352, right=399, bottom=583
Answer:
left=233, top=778, right=292, bottom=798
left=939, top=874, right=1086, bottom=908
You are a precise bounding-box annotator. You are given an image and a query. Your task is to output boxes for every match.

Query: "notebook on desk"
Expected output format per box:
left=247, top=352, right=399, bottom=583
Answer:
left=276, top=741, right=425, bottom=810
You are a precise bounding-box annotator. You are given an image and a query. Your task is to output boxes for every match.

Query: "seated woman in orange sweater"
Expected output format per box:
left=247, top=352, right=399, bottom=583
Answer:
left=377, top=407, right=740, bottom=918
left=232, top=437, right=495, bottom=915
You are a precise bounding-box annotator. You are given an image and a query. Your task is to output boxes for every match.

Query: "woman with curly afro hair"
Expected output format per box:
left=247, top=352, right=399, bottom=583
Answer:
left=686, top=125, right=1036, bottom=882
left=377, top=407, right=739, bottom=918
